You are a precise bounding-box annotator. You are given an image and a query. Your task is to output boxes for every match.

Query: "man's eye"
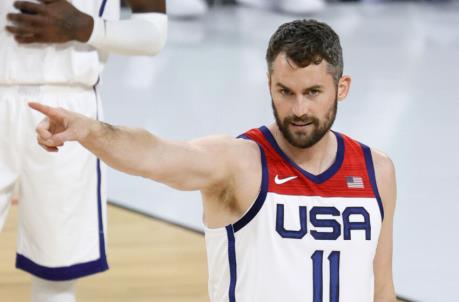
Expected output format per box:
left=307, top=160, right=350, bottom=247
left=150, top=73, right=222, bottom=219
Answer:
left=280, top=89, right=292, bottom=96
left=308, top=89, right=320, bottom=96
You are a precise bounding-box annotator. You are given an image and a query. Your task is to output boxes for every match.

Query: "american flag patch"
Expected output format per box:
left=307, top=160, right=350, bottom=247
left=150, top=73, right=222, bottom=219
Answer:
left=346, top=176, right=364, bottom=189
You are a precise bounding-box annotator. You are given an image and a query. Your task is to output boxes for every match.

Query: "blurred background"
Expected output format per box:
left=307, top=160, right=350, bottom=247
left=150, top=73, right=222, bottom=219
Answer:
left=102, top=0, right=459, bottom=301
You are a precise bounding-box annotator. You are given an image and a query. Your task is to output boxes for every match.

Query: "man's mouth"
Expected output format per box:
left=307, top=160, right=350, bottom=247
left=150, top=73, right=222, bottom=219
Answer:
left=291, top=121, right=312, bottom=127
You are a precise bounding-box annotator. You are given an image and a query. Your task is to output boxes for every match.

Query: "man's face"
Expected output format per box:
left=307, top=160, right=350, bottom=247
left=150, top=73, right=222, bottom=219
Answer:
left=269, top=53, right=339, bottom=149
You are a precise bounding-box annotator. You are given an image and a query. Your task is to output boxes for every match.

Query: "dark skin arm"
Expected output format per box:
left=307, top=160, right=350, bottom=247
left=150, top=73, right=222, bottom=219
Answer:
left=5, top=0, right=166, bottom=44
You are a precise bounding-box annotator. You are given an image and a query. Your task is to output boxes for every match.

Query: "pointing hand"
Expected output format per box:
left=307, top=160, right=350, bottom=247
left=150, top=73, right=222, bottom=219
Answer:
left=29, top=102, right=90, bottom=152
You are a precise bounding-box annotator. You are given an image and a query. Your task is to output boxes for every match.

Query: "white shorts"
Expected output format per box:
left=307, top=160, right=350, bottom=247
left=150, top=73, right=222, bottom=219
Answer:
left=0, top=85, right=108, bottom=281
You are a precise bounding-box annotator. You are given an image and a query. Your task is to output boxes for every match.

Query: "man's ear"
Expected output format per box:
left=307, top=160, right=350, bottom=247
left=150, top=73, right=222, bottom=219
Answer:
left=337, top=75, right=351, bottom=102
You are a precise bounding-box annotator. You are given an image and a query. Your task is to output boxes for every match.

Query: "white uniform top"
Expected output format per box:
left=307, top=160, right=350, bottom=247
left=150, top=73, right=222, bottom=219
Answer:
left=205, top=127, right=384, bottom=302
left=0, top=0, right=120, bottom=86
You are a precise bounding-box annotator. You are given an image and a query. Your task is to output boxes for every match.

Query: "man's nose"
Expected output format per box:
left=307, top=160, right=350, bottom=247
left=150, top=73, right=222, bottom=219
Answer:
left=291, top=96, right=311, bottom=118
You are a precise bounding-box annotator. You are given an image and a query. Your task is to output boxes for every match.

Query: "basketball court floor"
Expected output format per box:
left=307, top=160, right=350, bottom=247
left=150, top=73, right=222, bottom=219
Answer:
left=0, top=204, right=208, bottom=301
left=1, top=1, right=458, bottom=301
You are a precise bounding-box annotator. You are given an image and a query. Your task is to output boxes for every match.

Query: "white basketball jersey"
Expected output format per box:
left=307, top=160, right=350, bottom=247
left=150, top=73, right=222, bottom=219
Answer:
left=205, top=126, right=384, bottom=302
left=0, top=0, right=120, bottom=86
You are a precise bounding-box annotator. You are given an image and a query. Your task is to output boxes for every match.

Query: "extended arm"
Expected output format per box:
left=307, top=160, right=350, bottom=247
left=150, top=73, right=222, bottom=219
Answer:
left=6, top=0, right=167, bottom=56
left=29, top=102, right=234, bottom=191
left=372, top=150, right=397, bottom=302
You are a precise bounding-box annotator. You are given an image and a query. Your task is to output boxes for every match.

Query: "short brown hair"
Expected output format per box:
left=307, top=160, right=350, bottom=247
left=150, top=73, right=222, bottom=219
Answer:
left=266, top=19, right=344, bottom=85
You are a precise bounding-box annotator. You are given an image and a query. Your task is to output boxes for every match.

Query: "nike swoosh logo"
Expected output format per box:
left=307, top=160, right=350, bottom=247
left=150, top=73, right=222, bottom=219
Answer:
left=274, top=175, right=298, bottom=185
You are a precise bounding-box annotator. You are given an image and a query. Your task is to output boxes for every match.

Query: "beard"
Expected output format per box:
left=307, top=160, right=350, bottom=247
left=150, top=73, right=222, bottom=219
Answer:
left=272, top=97, right=337, bottom=149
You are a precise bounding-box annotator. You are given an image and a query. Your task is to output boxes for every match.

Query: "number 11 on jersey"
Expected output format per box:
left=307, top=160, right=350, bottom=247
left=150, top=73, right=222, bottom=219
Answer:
left=311, top=250, right=340, bottom=302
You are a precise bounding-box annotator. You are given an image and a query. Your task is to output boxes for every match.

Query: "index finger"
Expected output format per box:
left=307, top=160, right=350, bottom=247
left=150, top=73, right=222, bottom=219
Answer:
left=13, top=1, right=46, bottom=15
left=29, top=102, right=64, bottom=122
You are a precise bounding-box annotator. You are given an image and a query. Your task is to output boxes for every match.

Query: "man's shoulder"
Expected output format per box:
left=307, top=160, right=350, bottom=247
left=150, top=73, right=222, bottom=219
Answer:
left=371, top=148, right=395, bottom=181
left=335, top=131, right=395, bottom=180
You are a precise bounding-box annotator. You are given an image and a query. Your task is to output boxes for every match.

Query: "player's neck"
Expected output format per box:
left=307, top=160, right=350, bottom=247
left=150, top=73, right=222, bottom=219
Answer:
left=270, top=125, right=337, bottom=176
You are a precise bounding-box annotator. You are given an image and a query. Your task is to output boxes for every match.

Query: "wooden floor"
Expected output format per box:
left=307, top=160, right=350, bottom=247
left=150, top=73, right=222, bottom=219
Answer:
left=0, top=204, right=209, bottom=302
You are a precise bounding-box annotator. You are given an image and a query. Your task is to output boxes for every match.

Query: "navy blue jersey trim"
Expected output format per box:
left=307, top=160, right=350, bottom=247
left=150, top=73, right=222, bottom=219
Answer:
left=93, top=86, right=107, bottom=258
left=259, top=126, right=344, bottom=184
left=361, top=144, right=384, bottom=221
left=16, top=254, right=108, bottom=281
left=99, top=0, right=108, bottom=17
left=97, top=159, right=107, bottom=259
left=232, top=145, right=268, bottom=233
left=93, top=85, right=100, bottom=120
left=226, top=225, right=237, bottom=302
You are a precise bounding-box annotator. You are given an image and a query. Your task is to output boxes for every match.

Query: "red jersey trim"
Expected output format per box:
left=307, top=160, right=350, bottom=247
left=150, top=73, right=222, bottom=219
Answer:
left=243, top=127, right=383, bottom=220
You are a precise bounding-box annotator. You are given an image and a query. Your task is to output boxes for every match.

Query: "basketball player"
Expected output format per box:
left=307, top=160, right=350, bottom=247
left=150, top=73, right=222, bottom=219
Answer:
left=0, top=0, right=167, bottom=301
left=30, top=19, right=396, bottom=301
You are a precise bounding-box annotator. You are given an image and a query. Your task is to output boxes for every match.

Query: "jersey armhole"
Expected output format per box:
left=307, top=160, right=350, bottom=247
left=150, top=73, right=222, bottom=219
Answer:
left=360, top=143, right=384, bottom=221
left=232, top=136, right=269, bottom=233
